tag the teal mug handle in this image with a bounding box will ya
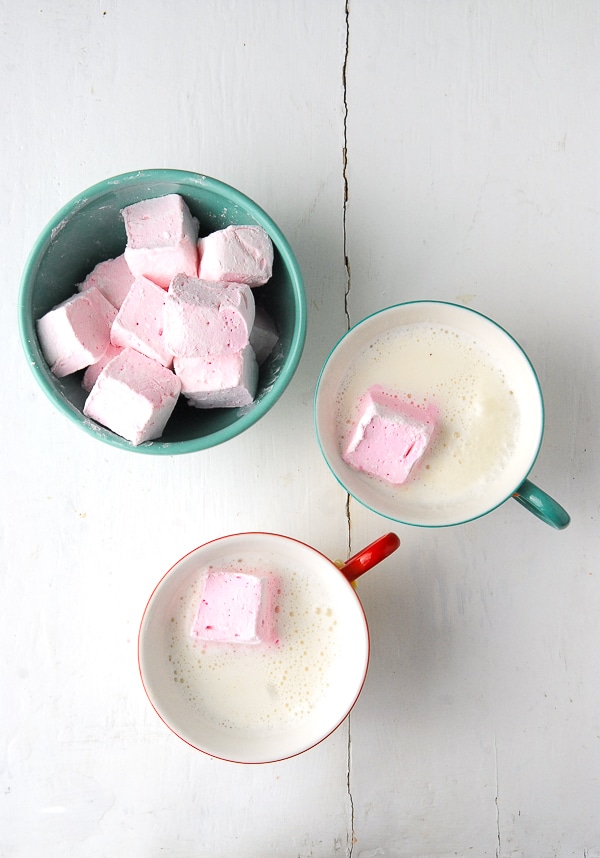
[512,478,570,530]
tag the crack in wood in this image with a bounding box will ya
[343,5,355,858]
[342,0,351,335]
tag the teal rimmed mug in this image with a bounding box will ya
[18,169,306,454]
[315,301,570,530]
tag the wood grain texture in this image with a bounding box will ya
[1,1,599,856]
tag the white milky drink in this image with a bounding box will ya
[316,301,557,528]
[139,533,370,762]
[335,322,522,512]
[166,550,361,736]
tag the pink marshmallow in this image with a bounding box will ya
[83,347,181,446]
[77,254,135,309]
[343,385,437,485]
[164,274,255,358]
[122,194,199,289]
[81,342,124,393]
[198,225,273,287]
[111,275,174,368]
[190,569,277,644]
[249,306,279,365]
[36,286,117,378]
[174,345,259,408]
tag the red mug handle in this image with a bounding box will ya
[339,532,400,583]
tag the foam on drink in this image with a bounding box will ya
[336,323,521,510]
[167,551,348,734]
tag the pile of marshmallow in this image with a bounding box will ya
[36,194,280,445]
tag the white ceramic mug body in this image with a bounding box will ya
[315,301,569,528]
[138,533,370,764]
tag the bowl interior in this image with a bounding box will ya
[138,533,370,763]
[315,301,544,527]
[19,170,306,453]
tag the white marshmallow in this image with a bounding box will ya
[174,345,259,408]
[83,347,181,446]
[198,225,273,287]
[164,274,255,358]
[36,286,117,378]
[122,194,199,289]
[111,275,174,368]
[77,254,135,309]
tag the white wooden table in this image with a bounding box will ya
[3,2,599,855]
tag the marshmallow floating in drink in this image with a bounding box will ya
[343,385,436,485]
[35,193,279,443]
[199,225,274,287]
[190,569,277,645]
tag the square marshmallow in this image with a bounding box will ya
[343,385,436,485]
[36,286,117,378]
[164,274,255,358]
[111,275,174,368]
[122,194,199,289]
[198,225,274,287]
[81,342,123,393]
[190,570,276,644]
[83,347,181,445]
[174,345,259,408]
[77,254,135,309]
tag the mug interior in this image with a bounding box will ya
[138,533,370,763]
[315,301,544,527]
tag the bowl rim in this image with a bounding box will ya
[18,168,307,455]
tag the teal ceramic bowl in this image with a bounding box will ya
[18,169,306,454]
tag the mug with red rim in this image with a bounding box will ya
[138,530,399,764]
